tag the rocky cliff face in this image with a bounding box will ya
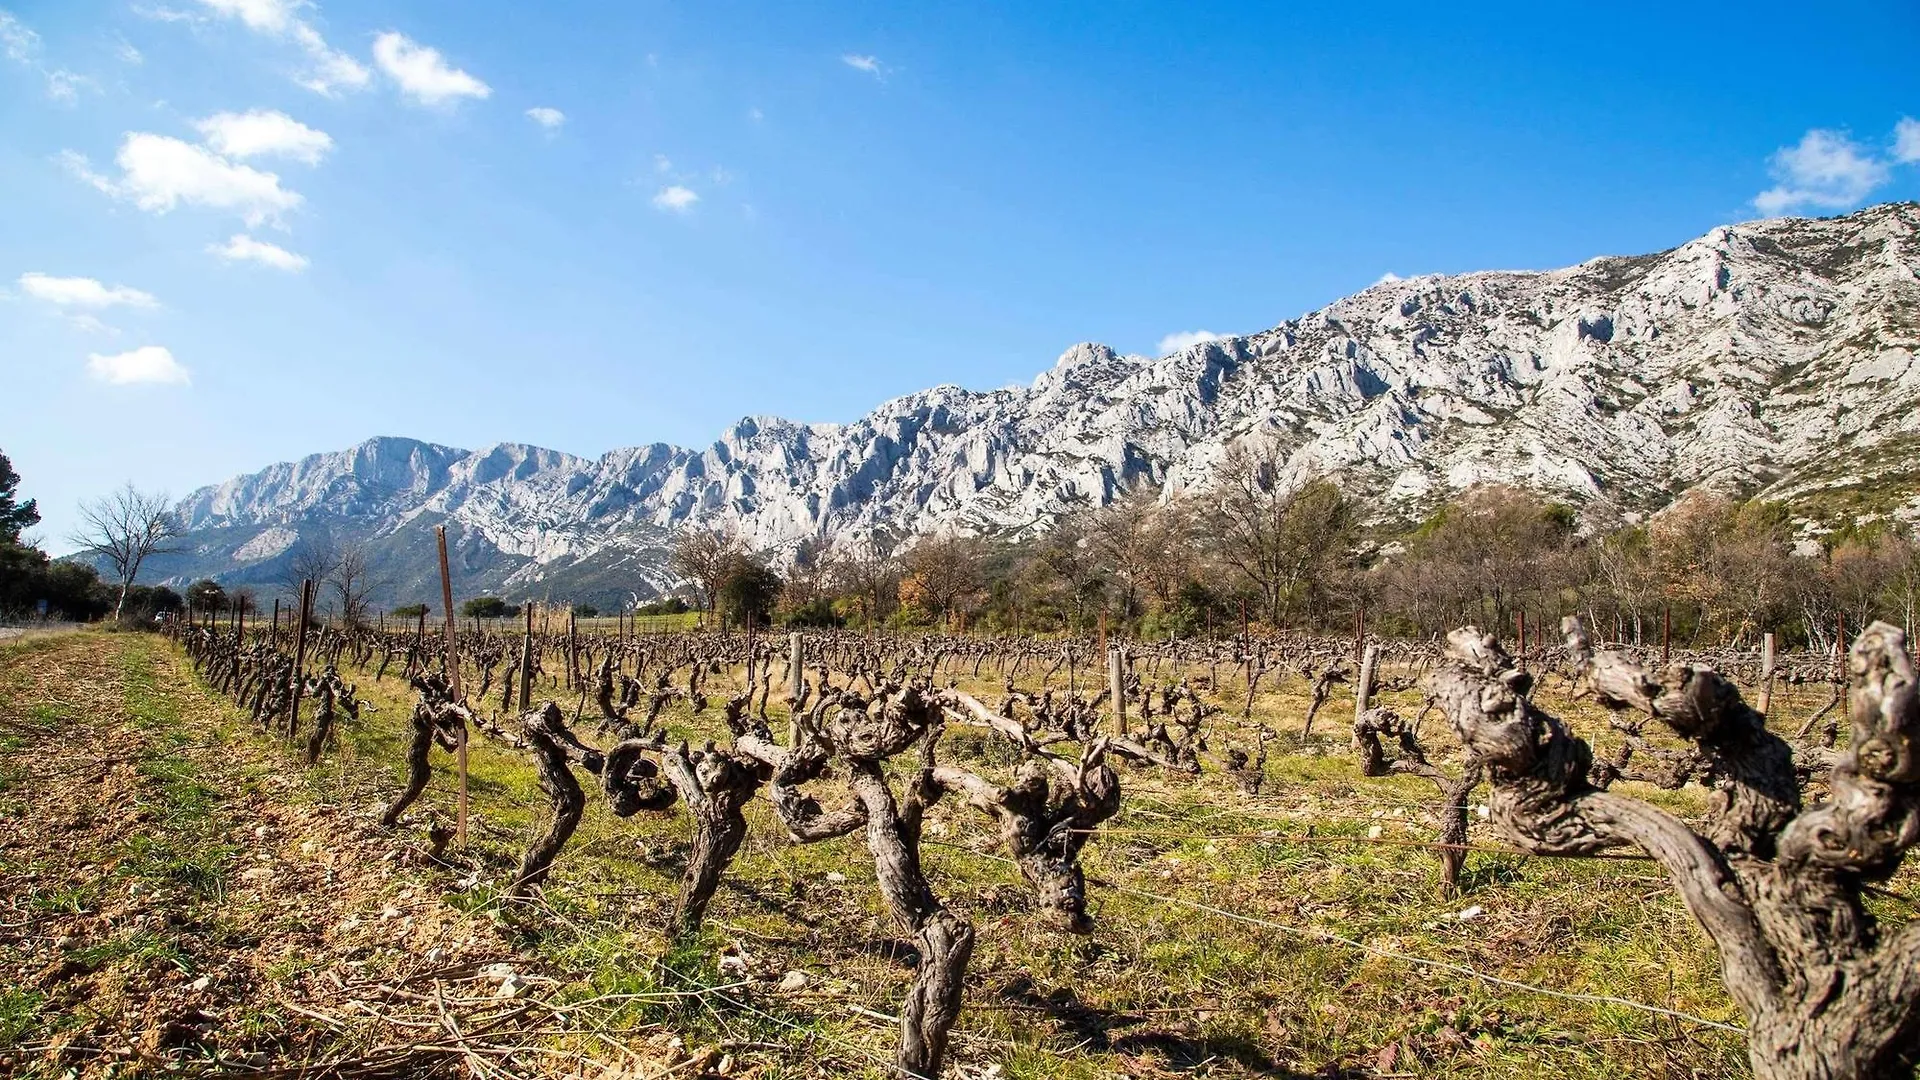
[157,203,1920,605]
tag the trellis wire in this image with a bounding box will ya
[926,840,1746,1036]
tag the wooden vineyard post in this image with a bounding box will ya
[519,602,534,712]
[1354,641,1380,730]
[271,597,280,640]
[567,606,578,691]
[788,631,804,745]
[1515,610,1527,671]
[435,526,468,847]
[1662,606,1672,664]
[290,579,313,735]
[1758,631,1777,717]
[1108,642,1127,735]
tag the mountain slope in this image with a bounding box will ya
[152,203,1920,606]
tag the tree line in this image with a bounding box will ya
[664,436,1920,649]
[10,435,1920,648]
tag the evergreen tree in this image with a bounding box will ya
[0,450,40,543]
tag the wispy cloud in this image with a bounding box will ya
[197,0,298,33]
[841,53,885,77]
[1,11,97,104]
[65,133,303,227]
[1754,127,1893,215]
[373,31,489,106]
[1157,329,1224,355]
[18,273,158,309]
[43,69,94,103]
[87,345,190,385]
[208,233,308,271]
[651,185,698,213]
[194,109,333,163]
[525,106,564,129]
[1895,117,1920,166]
[193,0,369,95]
[0,10,40,64]
[1373,272,1404,286]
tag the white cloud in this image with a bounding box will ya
[1,12,98,104]
[68,133,303,226]
[0,11,40,63]
[197,0,297,33]
[87,345,189,385]
[1754,129,1890,215]
[1157,329,1224,355]
[292,34,371,96]
[64,313,118,336]
[747,107,763,122]
[134,6,202,25]
[841,53,884,76]
[59,149,114,193]
[193,0,369,95]
[117,41,143,64]
[18,273,158,309]
[373,31,489,105]
[1374,272,1403,286]
[654,153,673,173]
[651,185,698,213]
[525,106,564,129]
[44,69,93,103]
[1895,117,1920,166]
[194,109,332,163]
[208,233,308,271]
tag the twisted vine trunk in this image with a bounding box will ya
[1354,705,1481,893]
[380,704,437,828]
[511,710,586,900]
[302,674,336,765]
[849,761,975,1079]
[661,742,761,935]
[1426,619,1919,1080]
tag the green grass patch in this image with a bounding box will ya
[0,987,45,1049]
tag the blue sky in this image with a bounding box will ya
[3,0,1918,548]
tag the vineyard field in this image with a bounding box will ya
[8,626,1891,1078]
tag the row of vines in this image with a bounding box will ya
[171,617,1916,1080]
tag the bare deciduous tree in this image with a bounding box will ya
[70,483,182,621]
[669,525,744,617]
[329,539,381,628]
[1085,486,1198,619]
[832,535,901,630]
[280,534,340,599]
[901,534,986,628]
[1202,437,1353,625]
[1028,510,1102,631]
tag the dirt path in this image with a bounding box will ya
[0,633,686,1078]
